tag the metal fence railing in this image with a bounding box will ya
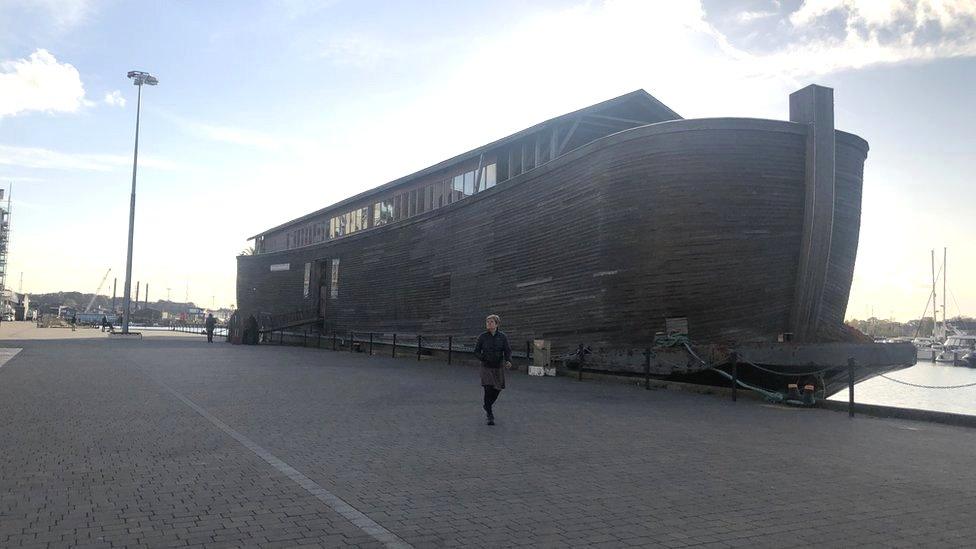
[170,323,229,337]
[252,327,536,364]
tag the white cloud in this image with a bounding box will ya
[0,175,47,183]
[320,34,400,68]
[103,89,126,107]
[161,111,320,153]
[0,144,179,172]
[737,10,779,23]
[192,122,283,150]
[790,0,909,27]
[779,0,976,76]
[0,49,88,117]
[2,0,94,30]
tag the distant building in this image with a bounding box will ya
[210,308,234,322]
[1,290,29,321]
[14,292,31,320]
[130,308,163,324]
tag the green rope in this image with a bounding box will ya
[709,367,786,403]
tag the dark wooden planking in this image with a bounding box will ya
[238,118,868,358]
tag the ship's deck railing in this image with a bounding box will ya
[248,326,536,362]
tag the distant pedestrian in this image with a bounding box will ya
[205,313,216,343]
[474,314,512,426]
[70,314,77,331]
[244,314,259,345]
[100,315,108,332]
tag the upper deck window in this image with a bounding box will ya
[259,162,497,253]
[374,199,394,226]
[482,164,497,189]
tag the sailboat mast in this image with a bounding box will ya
[943,247,947,332]
[931,249,937,338]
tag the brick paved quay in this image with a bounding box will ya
[2,323,976,548]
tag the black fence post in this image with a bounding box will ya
[392,333,397,357]
[731,352,738,402]
[448,336,453,365]
[303,328,308,347]
[848,357,855,418]
[526,340,531,363]
[279,330,283,345]
[350,331,354,352]
[369,332,373,355]
[417,335,422,361]
[332,330,337,351]
[644,347,651,390]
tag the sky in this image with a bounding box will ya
[0,0,973,320]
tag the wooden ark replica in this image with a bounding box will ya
[237,85,915,397]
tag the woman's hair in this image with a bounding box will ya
[485,314,501,325]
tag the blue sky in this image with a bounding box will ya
[1,0,974,320]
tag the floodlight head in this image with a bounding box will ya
[127,70,158,86]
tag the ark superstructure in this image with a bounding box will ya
[237,85,915,396]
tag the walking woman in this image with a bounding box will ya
[474,314,512,425]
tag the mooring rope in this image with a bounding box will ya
[877,374,976,390]
[679,342,786,402]
[738,358,834,377]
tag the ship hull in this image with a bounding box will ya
[239,118,868,352]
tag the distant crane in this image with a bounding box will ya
[84,268,112,313]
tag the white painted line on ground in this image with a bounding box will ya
[0,348,23,370]
[151,377,413,549]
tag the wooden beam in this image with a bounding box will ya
[508,146,516,178]
[558,116,581,155]
[474,152,484,192]
[587,113,654,125]
[578,116,641,130]
[534,133,541,167]
[550,126,558,160]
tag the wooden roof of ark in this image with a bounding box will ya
[249,89,681,240]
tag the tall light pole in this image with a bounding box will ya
[121,70,158,334]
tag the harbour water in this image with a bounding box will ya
[828,359,976,416]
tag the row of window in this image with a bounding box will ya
[278,162,497,251]
[374,164,497,228]
[331,207,370,238]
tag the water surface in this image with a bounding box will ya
[828,359,976,416]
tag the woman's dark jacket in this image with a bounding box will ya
[474,330,512,368]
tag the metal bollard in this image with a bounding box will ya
[369,332,373,355]
[417,335,422,361]
[526,340,531,366]
[350,331,354,352]
[304,328,308,347]
[730,352,738,402]
[448,336,453,364]
[848,358,855,418]
[332,330,337,351]
[644,347,652,390]
[392,333,397,357]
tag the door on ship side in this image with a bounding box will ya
[317,258,337,332]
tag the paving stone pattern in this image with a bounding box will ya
[2,337,976,548]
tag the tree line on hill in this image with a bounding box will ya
[846,316,976,339]
[27,292,201,315]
